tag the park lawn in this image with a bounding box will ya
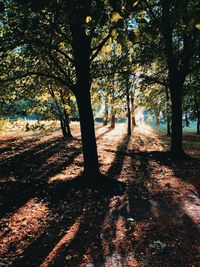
[0,123,200,267]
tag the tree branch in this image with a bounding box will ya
[47,52,74,89]
[0,71,74,92]
[140,73,167,86]
[90,28,113,62]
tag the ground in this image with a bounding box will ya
[0,122,200,267]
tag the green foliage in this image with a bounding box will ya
[0,0,200,139]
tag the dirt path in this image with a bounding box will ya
[0,123,200,266]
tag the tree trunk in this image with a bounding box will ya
[167,117,171,136]
[170,84,184,157]
[103,94,108,126]
[70,21,99,177]
[165,86,171,135]
[131,91,136,127]
[132,116,136,127]
[76,90,99,176]
[63,107,72,137]
[110,114,115,128]
[155,111,160,129]
[48,86,71,138]
[126,78,131,136]
[197,113,200,134]
[185,112,189,127]
[59,115,68,138]
[194,96,200,135]
[103,115,108,126]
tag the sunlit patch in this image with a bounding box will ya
[104,252,124,267]
[0,198,49,264]
[147,162,200,230]
[0,177,16,183]
[128,124,166,152]
[40,217,81,267]
[126,253,140,267]
[99,152,116,173]
[132,221,148,241]
[118,156,135,183]
[115,216,127,247]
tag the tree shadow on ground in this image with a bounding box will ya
[96,127,114,140]
[1,130,200,266]
[0,136,82,182]
[126,149,200,267]
[0,133,130,267]
[0,136,82,218]
[105,134,131,179]
[132,150,200,195]
[39,133,131,267]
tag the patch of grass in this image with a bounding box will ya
[0,119,11,132]
[0,119,60,134]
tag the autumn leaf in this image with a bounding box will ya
[111,12,123,23]
[86,16,92,23]
[195,23,200,29]
[133,0,139,7]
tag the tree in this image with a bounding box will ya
[183,71,200,134]
[1,0,133,177]
[131,0,200,157]
[154,0,199,156]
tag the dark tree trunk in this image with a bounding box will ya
[170,83,184,157]
[165,86,171,135]
[111,114,115,128]
[131,91,136,127]
[103,94,108,126]
[59,115,68,138]
[48,87,71,138]
[167,117,171,136]
[75,90,99,176]
[110,75,115,129]
[132,117,136,127]
[185,112,189,127]
[126,78,131,136]
[71,21,99,177]
[161,0,190,158]
[63,108,72,137]
[197,113,200,134]
[103,116,108,126]
[194,96,200,135]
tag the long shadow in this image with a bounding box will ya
[105,134,131,179]
[46,134,131,266]
[0,136,82,217]
[11,185,87,267]
[127,153,151,222]
[0,130,59,155]
[5,129,199,266]
[133,189,200,266]
[95,124,104,131]
[0,136,40,156]
[131,150,200,194]
[96,127,114,140]
[0,136,82,181]
[126,147,200,266]
[2,134,131,267]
